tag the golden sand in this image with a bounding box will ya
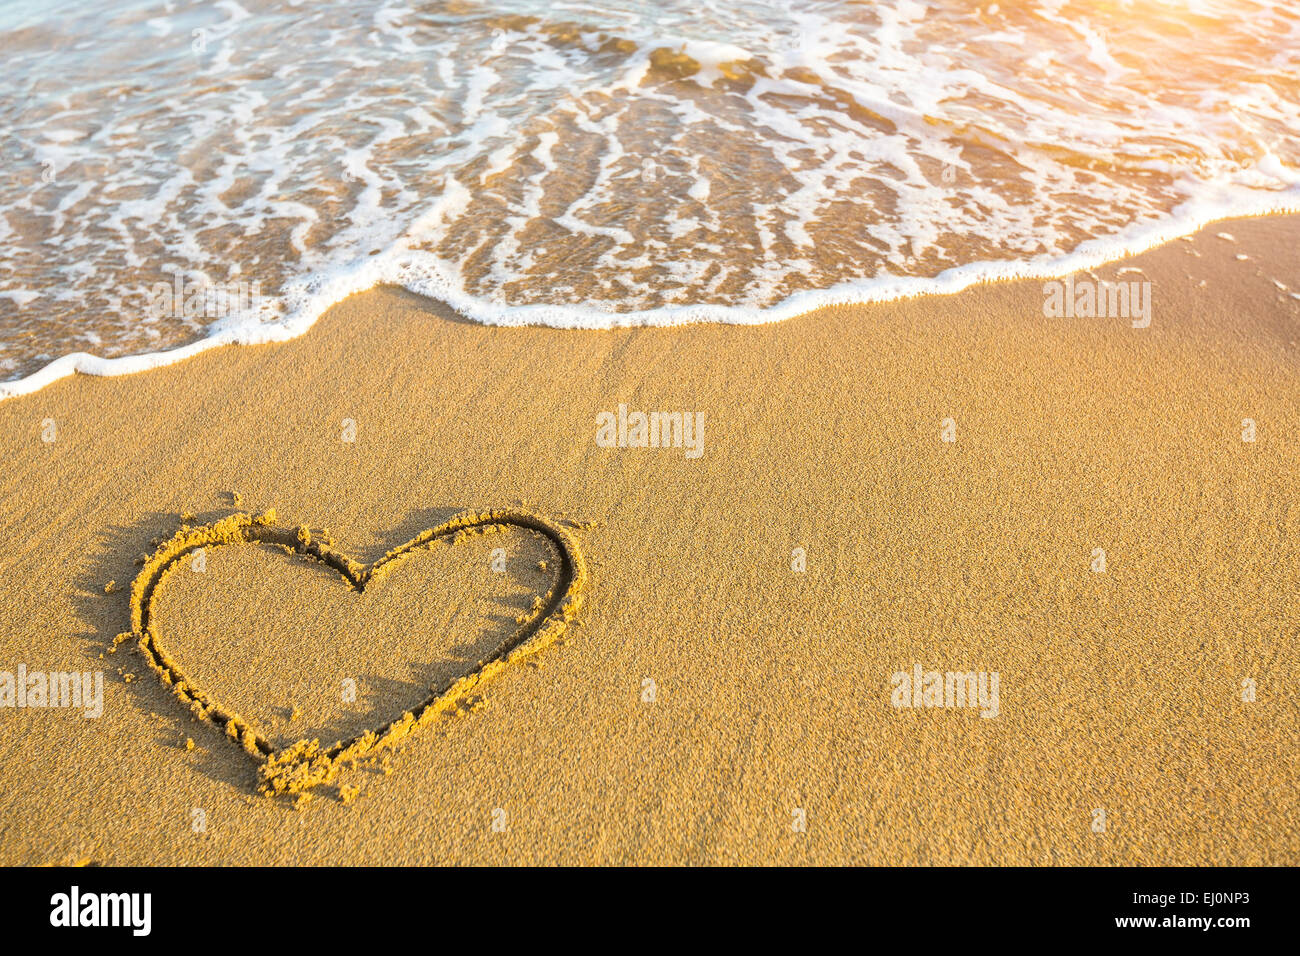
[116,508,586,796]
[0,215,1297,865]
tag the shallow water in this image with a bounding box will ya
[1,0,1297,388]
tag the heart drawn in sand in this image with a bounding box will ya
[114,509,588,796]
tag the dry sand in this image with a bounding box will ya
[1,214,1297,865]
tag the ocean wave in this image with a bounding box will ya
[0,0,1297,396]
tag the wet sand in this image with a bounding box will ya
[1,214,1297,865]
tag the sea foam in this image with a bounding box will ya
[0,0,1297,398]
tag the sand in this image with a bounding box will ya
[1,214,1297,865]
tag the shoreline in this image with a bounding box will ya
[1,212,1297,865]
[3,202,1298,402]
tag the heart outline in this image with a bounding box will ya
[114,508,588,796]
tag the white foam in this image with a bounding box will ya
[4,185,1296,402]
[0,290,40,307]
[4,0,1300,399]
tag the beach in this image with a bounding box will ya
[1,212,1296,866]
